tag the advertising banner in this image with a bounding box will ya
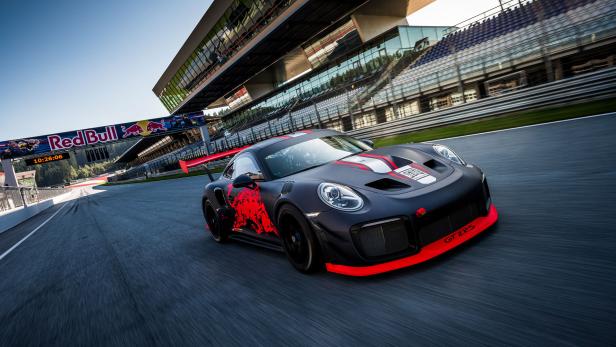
[0,112,206,159]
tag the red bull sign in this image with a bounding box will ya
[121,120,167,138]
[48,127,119,151]
[1,112,206,159]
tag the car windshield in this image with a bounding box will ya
[263,135,371,179]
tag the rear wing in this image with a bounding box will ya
[179,146,249,174]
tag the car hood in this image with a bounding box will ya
[286,145,456,193]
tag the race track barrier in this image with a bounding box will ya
[348,66,616,140]
[178,146,249,174]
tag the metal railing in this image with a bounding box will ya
[116,0,616,182]
[0,186,70,213]
[349,66,616,140]
[116,65,616,182]
[208,0,616,150]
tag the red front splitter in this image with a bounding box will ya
[325,204,499,276]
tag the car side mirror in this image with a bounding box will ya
[361,139,374,148]
[248,172,264,181]
[232,174,256,189]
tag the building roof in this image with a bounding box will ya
[153,0,234,96]
[154,0,371,115]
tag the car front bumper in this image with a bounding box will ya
[324,203,498,276]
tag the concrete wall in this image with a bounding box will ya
[0,191,72,234]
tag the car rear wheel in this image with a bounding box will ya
[277,204,322,273]
[203,200,228,243]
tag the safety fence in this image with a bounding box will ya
[0,187,70,213]
[115,0,616,181]
[115,65,616,182]
[350,66,616,139]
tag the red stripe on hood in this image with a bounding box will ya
[359,153,398,169]
[334,160,370,171]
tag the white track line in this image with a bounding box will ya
[0,202,70,262]
[432,111,616,142]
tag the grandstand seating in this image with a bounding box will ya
[369,0,616,108]
[415,0,596,66]
[210,85,367,150]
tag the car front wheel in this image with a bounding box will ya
[277,204,322,273]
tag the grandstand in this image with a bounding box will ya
[367,0,616,110]
[116,0,615,179]
[204,0,616,153]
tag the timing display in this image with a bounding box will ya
[25,153,70,166]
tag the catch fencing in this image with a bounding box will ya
[0,187,70,213]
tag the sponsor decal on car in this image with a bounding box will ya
[227,183,278,235]
[394,164,436,184]
[337,155,437,184]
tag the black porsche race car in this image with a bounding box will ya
[202,129,498,276]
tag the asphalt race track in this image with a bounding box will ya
[1,113,615,345]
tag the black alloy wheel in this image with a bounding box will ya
[277,204,322,273]
[204,201,228,243]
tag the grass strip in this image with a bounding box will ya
[374,98,616,147]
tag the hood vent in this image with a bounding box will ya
[366,178,410,191]
[423,159,448,173]
[392,155,413,168]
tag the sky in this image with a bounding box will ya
[0,0,500,141]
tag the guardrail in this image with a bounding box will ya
[0,187,70,213]
[348,66,616,140]
[116,66,615,182]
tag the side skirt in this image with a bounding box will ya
[229,232,284,252]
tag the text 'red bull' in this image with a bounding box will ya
[48,127,118,151]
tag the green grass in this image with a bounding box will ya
[103,168,222,186]
[373,98,616,147]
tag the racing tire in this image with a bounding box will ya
[277,204,322,273]
[203,200,228,243]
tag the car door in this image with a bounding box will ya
[226,154,279,239]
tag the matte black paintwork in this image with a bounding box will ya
[202,130,490,267]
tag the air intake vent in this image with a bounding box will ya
[281,182,293,194]
[366,178,410,191]
[353,218,412,258]
[423,159,448,173]
[214,187,227,206]
[392,155,412,168]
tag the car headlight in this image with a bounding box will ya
[432,144,465,165]
[318,183,364,211]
